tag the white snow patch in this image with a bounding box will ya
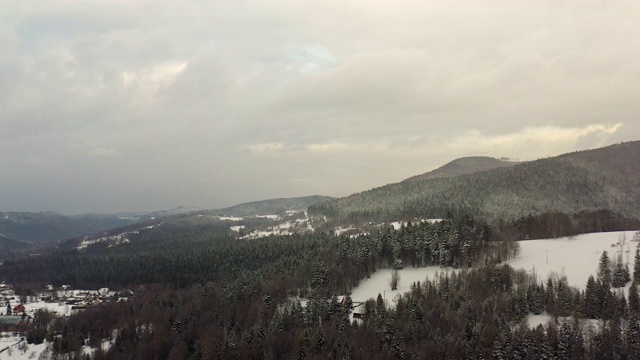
[217,216,243,221]
[230,225,246,232]
[256,214,280,220]
[334,226,356,236]
[507,231,639,291]
[0,338,49,360]
[350,266,457,308]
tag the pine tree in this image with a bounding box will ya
[613,259,628,288]
[570,318,585,360]
[376,293,386,319]
[598,251,612,285]
[635,248,640,281]
[557,321,571,360]
[314,329,326,353]
[628,312,640,360]
[630,281,640,314]
[585,275,598,318]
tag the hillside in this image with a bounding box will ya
[403,156,518,182]
[0,234,31,253]
[309,141,640,223]
[209,195,333,216]
[0,212,138,244]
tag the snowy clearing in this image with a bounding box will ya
[507,231,639,291]
[348,231,640,310]
[350,266,457,308]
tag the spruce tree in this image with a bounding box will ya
[584,276,598,318]
[628,312,640,360]
[634,248,640,281]
[630,281,640,314]
[613,260,628,288]
[598,251,612,285]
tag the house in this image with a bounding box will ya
[0,315,31,332]
[12,304,25,315]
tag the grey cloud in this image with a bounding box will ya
[1,0,640,213]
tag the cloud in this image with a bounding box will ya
[121,61,188,95]
[88,147,121,157]
[1,0,640,213]
[244,143,287,154]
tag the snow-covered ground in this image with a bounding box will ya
[350,267,456,307]
[216,216,243,221]
[239,212,315,239]
[348,231,640,310]
[389,219,443,230]
[0,337,48,360]
[507,231,639,291]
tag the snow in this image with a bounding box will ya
[524,313,601,332]
[526,313,553,328]
[390,219,442,230]
[240,212,315,239]
[350,267,456,308]
[348,231,640,310]
[217,216,243,221]
[0,338,48,360]
[334,226,356,236]
[230,225,246,232]
[507,231,639,291]
[255,214,280,220]
[23,301,74,317]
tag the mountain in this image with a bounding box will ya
[403,156,518,182]
[309,141,640,223]
[53,195,332,252]
[132,206,203,221]
[0,234,31,253]
[209,195,334,216]
[0,212,138,244]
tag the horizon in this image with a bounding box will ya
[2,1,640,214]
[2,140,635,216]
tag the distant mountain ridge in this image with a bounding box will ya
[403,156,518,182]
[0,234,31,253]
[0,196,333,245]
[208,195,334,216]
[309,141,640,223]
[0,212,138,244]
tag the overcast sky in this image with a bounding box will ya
[1,0,639,214]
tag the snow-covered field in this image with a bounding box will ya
[507,230,639,291]
[0,337,48,360]
[239,212,315,239]
[348,231,640,309]
[350,267,456,307]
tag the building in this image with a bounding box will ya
[0,315,31,332]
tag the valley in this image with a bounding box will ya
[1,142,640,359]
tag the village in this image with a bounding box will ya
[0,282,132,333]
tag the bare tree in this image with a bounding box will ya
[389,269,400,291]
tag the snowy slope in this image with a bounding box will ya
[348,231,640,309]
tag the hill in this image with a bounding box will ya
[309,141,640,223]
[0,234,31,253]
[403,156,518,182]
[0,212,139,244]
[209,195,333,216]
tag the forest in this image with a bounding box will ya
[3,209,640,359]
[308,142,640,225]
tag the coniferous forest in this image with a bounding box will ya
[2,209,640,359]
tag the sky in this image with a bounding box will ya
[1,0,640,215]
